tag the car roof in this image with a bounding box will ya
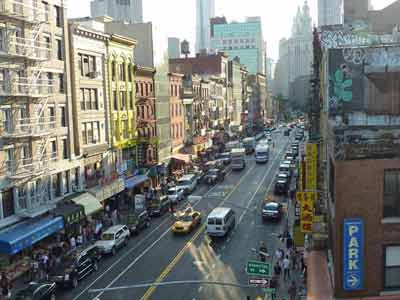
[265,202,279,207]
[179,174,196,180]
[103,225,126,234]
[208,207,232,218]
[280,163,290,167]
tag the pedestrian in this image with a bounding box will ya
[300,255,306,273]
[77,233,83,246]
[288,280,297,300]
[259,241,268,262]
[283,255,291,280]
[70,236,76,250]
[275,248,283,262]
[0,272,11,300]
[286,235,294,250]
[273,262,282,277]
[291,249,298,270]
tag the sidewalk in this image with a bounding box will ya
[307,251,333,300]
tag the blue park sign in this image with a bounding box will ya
[343,218,364,291]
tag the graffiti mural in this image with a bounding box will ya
[331,68,353,102]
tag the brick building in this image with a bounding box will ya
[168,73,185,154]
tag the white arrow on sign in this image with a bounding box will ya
[249,278,270,287]
[347,274,360,288]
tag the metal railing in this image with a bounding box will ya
[0,0,47,23]
[0,77,55,97]
[1,116,55,137]
[0,36,51,60]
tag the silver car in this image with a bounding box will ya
[167,187,185,203]
[95,225,130,256]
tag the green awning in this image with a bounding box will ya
[71,193,102,216]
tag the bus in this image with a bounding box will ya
[255,144,269,163]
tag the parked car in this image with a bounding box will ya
[274,175,289,195]
[49,245,99,288]
[167,186,185,203]
[172,208,202,234]
[176,174,198,195]
[148,195,170,217]
[262,202,283,222]
[124,210,150,235]
[95,225,130,256]
[204,168,226,184]
[15,282,57,300]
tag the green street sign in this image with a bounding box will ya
[262,288,276,294]
[246,260,272,277]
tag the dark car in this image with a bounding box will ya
[204,168,226,184]
[262,202,283,222]
[49,247,99,288]
[125,210,150,235]
[15,282,57,300]
[274,174,289,195]
[148,196,170,217]
[216,152,231,165]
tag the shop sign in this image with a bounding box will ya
[135,194,145,212]
[293,223,305,247]
[343,218,364,291]
[298,160,305,192]
[300,192,316,233]
[305,143,318,190]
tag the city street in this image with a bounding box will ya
[52,132,291,300]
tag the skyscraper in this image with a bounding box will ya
[168,37,181,59]
[91,0,143,24]
[318,0,343,26]
[196,0,215,54]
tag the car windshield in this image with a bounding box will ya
[101,233,115,240]
[265,203,278,210]
[178,215,194,222]
[177,180,191,186]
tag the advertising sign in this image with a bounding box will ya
[343,219,364,291]
[300,192,315,233]
[305,143,318,190]
[134,194,146,212]
[293,223,305,247]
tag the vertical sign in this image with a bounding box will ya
[343,219,364,291]
[300,192,315,233]
[305,143,318,190]
[298,159,305,192]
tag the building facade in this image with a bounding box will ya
[135,66,157,170]
[168,37,180,60]
[106,34,137,178]
[228,58,242,131]
[68,19,126,203]
[0,0,80,225]
[318,0,343,26]
[90,0,143,24]
[210,17,265,75]
[169,73,185,154]
[195,0,215,54]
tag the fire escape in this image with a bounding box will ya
[0,0,55,210]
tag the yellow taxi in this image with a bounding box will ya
[172,207,202,234]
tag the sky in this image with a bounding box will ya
[68,0,397,64]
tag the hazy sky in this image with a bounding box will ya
[68,0,397,64]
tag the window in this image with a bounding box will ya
[120,91,126,110]
[118,64,125,81]
[80,89,85,110]
[111,61,116,81]
[85,88,91,110]
[114,120,119,140]
[65,170,70,194]
[384,170,400,218]
[53,5,61,27]
[48,106,55,128]
[122,120,129,139]
[113,90,118,110]
[171,85,173,96]
[62,138,68,159]
[93,122,99,143]
[82,122,100,144]
[55,173,62,197]
[129,92,134,109]
[145,83,149,96]
[58,73,64,93]
[56,39,62,60]
[179,103,182,116]
[128,65,132,81]
[60,106,66,127]
[149,83,153,93]
[50,140,57,157]
[91,89,98,110]
[42,1,49,21]
[87,122,93,144]
[385,246,400,289]
[81,123,87,144]
[140,83,144,96]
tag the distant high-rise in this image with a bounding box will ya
[91,0,143,24]
[196,0,215,54]
[168,37,181,59]
[210,17,265,74]
[318,0,343,26]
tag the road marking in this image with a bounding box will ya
[140,163,258,300]
[238,141,288,225]
[74,169,234,300]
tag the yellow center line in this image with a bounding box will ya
[141,163,257,300]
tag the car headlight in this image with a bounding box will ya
[64,274,70,281]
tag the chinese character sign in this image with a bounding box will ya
[305,144,318,190]
[300,192,316,233]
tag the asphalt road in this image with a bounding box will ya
[58,132,291,300]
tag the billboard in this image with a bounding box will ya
[305,144,317,190]
[298,192,316,233]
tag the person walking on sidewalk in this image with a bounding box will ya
[288,280,297,300]
[286,235,293,251]
[283,255,291,280]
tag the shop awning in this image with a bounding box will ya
[171,154,191,163]
[0,216,64,255]
[125,175,149,189]
[53,202,85,227]
[71,193,102,216]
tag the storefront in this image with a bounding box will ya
[88,177,125,206]
[53,202,85,237]
[0,216,64,279]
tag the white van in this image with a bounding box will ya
[206,207,236,237]
[176,174,198,195]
